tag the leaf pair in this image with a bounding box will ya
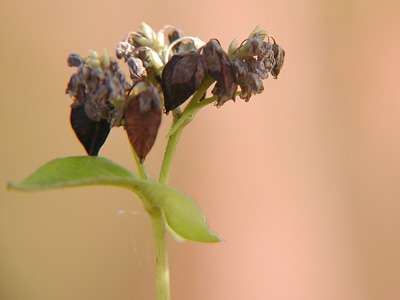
[8,156,221,243]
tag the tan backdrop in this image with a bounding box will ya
[1,0,400,299]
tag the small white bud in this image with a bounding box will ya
[227,38,238,59]
[141,22,155,42]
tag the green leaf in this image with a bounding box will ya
[8,156,139,190]
[8,156,221,243]
[134,179,221,243]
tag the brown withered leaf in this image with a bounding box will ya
[70,105,111,156]
[212,59,238,107]
[162,51,205,113]
[202,39,237,106]
[124,86,162,162]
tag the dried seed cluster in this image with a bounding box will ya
[65,23,284,161]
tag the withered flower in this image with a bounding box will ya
[231,57,265,101]
[124,81,162,162]
[230,34,285,101]
[65,23,284,160]
[127,56,147,81]
[116,23,208,114]
[162,51,205,113]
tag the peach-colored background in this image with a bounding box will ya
[1,0,400,299]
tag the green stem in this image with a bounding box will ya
[183,75,214,111]
[153,75,216,299]
[131,146,148,179]
[150,209,170,300]
[159,77,215,184]
[159,116,184,185]
[130,143,170,300]
[165,76,215,138]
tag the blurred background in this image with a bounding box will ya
[1,0,400,299]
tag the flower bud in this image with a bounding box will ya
[227,38,238,59]
[67,53,82,67]
[148,48,164,75]
[248,25,267,40]
[100,50,111,69]
[154,31,165,52]
[141,22,155,42]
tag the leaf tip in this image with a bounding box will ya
[6,181,16,190]
[207,231,225,243]
[6,181,30,192]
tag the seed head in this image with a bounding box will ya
[66,51,130,155]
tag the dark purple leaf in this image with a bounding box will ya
[70,105,110,156]
[202,39,237,106]
[162,51,205,113]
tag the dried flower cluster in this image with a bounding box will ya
[230,35,285,101]
[66,51,130,155]
[66,23,284,161]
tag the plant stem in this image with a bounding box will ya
[130,139,170,300]
[153,76,215,299]
[159,121,184,185]
[159,77,214,184]
[150,208,170,300]
[131,145,148,179]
